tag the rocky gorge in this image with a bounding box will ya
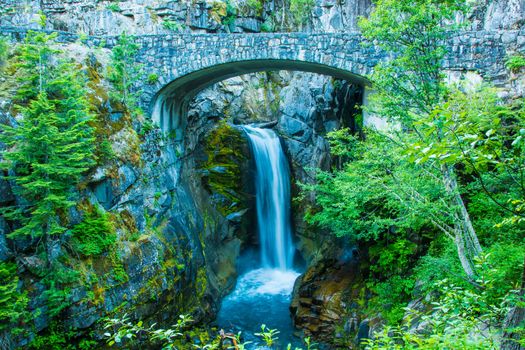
[0,0,524,349]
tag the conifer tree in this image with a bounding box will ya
[108,33,143,114]
[0,31,95,260]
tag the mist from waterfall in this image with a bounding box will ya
[243,126,295,271]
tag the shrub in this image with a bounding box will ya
[71,207,116,257]
[506,54,525,73]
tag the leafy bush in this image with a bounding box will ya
[506,54,525,73]
[209,0,237,27]
[260,18,274,32]
[71,207,116,257]
[368,275,416,325]
[365,279,506,349]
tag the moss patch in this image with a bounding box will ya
[201,120,247,215]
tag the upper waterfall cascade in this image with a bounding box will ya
[243,126,295,271]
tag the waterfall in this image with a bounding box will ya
[243,126,294,271]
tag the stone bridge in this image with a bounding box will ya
[1,27,522,131]
[133,31,518,132]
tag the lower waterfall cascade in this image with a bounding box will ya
[243,125,295,270]
[216,126,301,348]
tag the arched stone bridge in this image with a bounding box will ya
[1,27,522,131]
[127,31,518,132]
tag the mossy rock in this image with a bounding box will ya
[200,120,248,216]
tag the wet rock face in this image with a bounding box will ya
[290,258,364,345]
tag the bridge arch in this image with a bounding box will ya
[151,59,372,134]
[142,33,380,134]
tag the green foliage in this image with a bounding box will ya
[41,263,80,317]
[506,54,525,73]
[223,0,238,27]
[107,33,143,115]
[369,275,416,325]
[71,207,116,257]
[302,129,445,243]
[0,261,29,331]
[97,139,116,164]
[359,0,463,123]
[106,3,121,12]
[28,322,97,350]
[36,11,47,29]
[104,314,194,349]
[12,31,59,101]
[369,239,417,275]
[29,322,73,350]
[1,31,96,242]
[365,278,506,349]
[246,0,265,15]
[255,324,280,347]
[162,20,184,32]
[479,246,525,303]
[0,36,8,67]
[104,314,320,350]
[147,73,159,84]
[260,18,274,32]
[289,0,314,28]
[209,0,237,27]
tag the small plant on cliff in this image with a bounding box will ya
[246,0,265,16]
[209,0,237,27]
[0,31,96,254]
[162,19,184,32]
[506,54,525,73]
[71,206,116,257]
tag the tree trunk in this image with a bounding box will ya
[441,164,482,278]
[501,257,525,350]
